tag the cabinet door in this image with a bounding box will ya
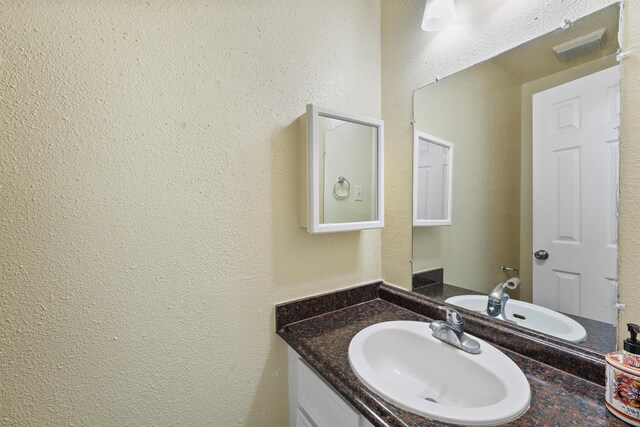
[296,408,315,427]
[288,347,364,427]
[361,417,375,427]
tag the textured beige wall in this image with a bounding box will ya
[619,1,640,344]
[380,2,420,288]
[0,1,381,425]
[518,55,618,303]
[2,1,637,425]
[412,61,521,293]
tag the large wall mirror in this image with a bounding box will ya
[411,3,621,354]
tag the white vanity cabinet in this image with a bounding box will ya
[288,347,375,427]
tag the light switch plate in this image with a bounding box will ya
[355,185,363,201]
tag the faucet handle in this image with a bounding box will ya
[445,307,463,325]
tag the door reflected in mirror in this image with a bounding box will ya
[411,3,621,353]
[413,132,453,226]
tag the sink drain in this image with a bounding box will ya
[423,397,438,403]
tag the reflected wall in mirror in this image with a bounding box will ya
[301,104,384,234]
[411,3,621,353]
[413,132,454,226]
[320,116,377,224]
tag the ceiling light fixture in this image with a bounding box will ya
[422,0,457,32]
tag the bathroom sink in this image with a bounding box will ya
[348,321,530,426]
[445,295,588,343]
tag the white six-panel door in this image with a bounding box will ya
[532,65,619,325]
[413,131,453,226]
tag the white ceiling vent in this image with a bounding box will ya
[553,28,609,61]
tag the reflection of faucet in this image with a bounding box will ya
[490,294,516,325]
[430,308,481,354]
[487,279,519,323]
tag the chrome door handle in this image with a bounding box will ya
[534,250,549,260]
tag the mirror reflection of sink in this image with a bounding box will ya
[445,295,588,343]
[348,321,530,426]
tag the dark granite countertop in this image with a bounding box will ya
[276,282,625,427]
[413,282,617,354]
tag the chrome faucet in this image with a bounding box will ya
[487,279,519,323]
[488,293,517,324]
[430,307,481,354]
[487,281,510,317]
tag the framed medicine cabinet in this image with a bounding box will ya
[299,104,384,234]
[413,131,454,226]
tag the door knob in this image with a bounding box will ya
[534,250,549,260]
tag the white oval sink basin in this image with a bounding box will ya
[348,321,530,426]
[445,295,587,343]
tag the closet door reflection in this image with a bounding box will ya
[413,132,453,226]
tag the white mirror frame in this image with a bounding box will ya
[306,104,384,234]
[413,130,454,226]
